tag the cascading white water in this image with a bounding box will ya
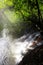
[2,29,7,38]
[9,32,42,64]
[0,26,42,65]
[0,26,13,65]
[0,8,43,65]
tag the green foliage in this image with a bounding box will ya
[0,0,43,37]
[0,0,5,9]
[0,0,43,18]
[4,0,43,19]
[0,23,3,32]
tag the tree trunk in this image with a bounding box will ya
[36,0,42,30]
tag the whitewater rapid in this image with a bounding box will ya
[0,28,43,65]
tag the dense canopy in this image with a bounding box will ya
[0,0,43,37]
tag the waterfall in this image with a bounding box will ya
[0,26,11,65]
[9,32,43,64]
[0,8,43,65]
[0,26,43,65]
[2,28,8,38]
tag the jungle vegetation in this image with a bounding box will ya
[0,1,43,65]
[0,0,43,37]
